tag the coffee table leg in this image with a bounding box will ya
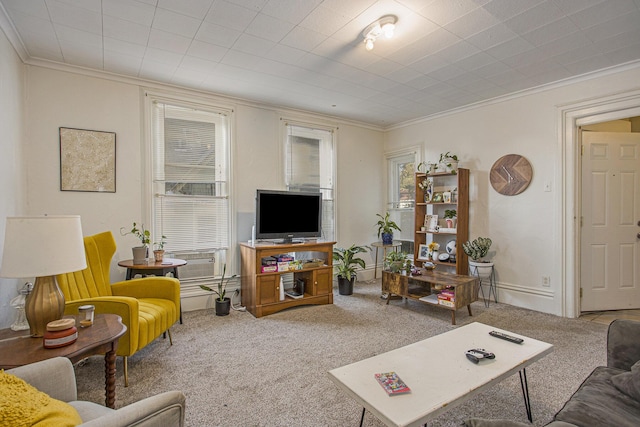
[105,350,117,408]
[519,368,533,422]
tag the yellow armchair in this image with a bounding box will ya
[56,231,180,386]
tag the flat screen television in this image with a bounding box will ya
[255,189,322,243]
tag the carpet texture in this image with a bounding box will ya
[75,280,607,426]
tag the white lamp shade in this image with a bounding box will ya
[0,215,87,278]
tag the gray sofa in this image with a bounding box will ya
[465,319,640,427]
[8,357,186,427]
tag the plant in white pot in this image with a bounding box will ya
[120,222,150,265]
[333,244,369,295]
[200,264,237,316]
[438,152,459,173]
[462,237,493,278]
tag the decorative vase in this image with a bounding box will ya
[381,232,393,245]
[432,250,439,261]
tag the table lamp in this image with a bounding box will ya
[0,215,86,337]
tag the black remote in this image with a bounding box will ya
[489,330,524,344]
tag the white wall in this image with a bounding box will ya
[385,66,640,316]
[19,66,384,312]
[0,26,26,328]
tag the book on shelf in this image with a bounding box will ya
[285,290,304,299]
[374,371,411,395]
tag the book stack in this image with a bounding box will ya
[437,288,455,307]
[43,318,78,349]
[261,257,277,273]
[275,254,294,271]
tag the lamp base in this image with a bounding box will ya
[25,275,65,337]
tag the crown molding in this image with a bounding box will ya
[0,2,27,62]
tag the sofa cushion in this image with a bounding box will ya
[0,369,82,426]
[554,366,640,427]
[611,360,640,401]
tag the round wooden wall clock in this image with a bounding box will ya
[490,154,533,196]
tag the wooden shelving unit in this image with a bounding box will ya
[414,168,469,275]
[240,240,335,318]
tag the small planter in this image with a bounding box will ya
[337,276,354,295]
[153,249,165,262]
[469,261,494,279]
[215,298,231,316]
[381,232,393,245]
[132,246,147,265]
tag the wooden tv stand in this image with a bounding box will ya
[240,240,336,318]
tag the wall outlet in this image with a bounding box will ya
[542,276,550,287]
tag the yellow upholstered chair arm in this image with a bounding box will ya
[63,296,139,357]
[111,277,181,307]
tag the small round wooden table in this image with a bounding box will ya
[0,314,126,408]
[117,258,187,280]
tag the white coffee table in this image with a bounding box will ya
[328,322,553,427]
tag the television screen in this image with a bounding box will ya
[256,190,322,243]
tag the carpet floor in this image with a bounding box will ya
[75,280,607,426]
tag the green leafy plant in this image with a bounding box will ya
[439,151,458,163]
[384,251,408,273]
[120,222,150,247]
[200,264,237,301]
[462,237,492,261]
[444,209,457,219]
[154,235,167,250]
[375,212,401,238]
[333,244,369,281]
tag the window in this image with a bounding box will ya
[283,122,336,241]
[147,95,232,283]
[386,149,419,254]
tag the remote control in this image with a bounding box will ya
[489,330,524,344]
[465,348,495,364]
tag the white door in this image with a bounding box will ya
[581,131,640,311]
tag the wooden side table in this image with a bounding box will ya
[0,314,126,408]
[117,258,187,280]
[117,258,186,324]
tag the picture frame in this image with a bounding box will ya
[425,214,439,232]
[60,127,116,192]
[417,244,430,261]
[443,191,452,203]
[432,192,443,203]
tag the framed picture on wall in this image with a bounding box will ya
[60,127,116,192]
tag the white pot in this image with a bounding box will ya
[469,260,494,279]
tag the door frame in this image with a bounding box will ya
[560,89,640,318]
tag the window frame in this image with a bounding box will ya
[142,89,235,290]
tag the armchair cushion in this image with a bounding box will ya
[611,360,640,401]
[0,369,82,427]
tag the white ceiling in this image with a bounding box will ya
[2,0,640,127]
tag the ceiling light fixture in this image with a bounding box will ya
[362,15,398,51]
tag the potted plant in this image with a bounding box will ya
[333,244,369,295]
[418,178,433,202]
[444,209,457,228]
[153,235,167,262]
[438,152,459,173]
[384,251,408,273]
[417,161,437,174]
[120,222,151,265]
[462,237,493,278]
[375,212,401,245]
[200,264,237,316]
